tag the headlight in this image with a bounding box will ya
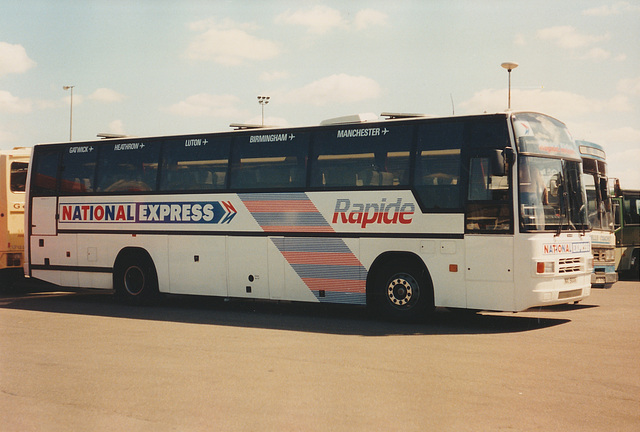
[604,249,615,262]
[536,261,555,274]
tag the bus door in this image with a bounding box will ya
[29,148,59,236]
[464,149,515,310]
[29,148,79,286]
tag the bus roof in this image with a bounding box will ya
[0,147,32,157]
[577,140,606,161]
[33,111,566,148]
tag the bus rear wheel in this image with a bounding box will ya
[114,250,158,305]
[371,260,434,322]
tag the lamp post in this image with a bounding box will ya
[500,62,518,110]
[63,85,75,140]
[257,95,270,126]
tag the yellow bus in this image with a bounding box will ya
[1,147,31,287]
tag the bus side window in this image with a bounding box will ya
[414,150,462,209]
[413,122,463,210]
[310,127,412,189]
[31,149,60,196]
[96,141,160,193]
[60,147,97,194]
[465,156,511,232]
[229,135,308,190]
[159,137,230,192]
[10,162,28,193]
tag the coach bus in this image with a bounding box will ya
[577,141,617,287]
[24,111,592,320]
[1,147,30,287]
[611,181,640,279]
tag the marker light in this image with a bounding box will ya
[536,261,555,274]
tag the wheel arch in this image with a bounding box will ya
[366,251,434,305]
[112,246,160,303]
[113,246,155,273]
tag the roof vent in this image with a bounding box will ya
[320,113,379,126]
[380,112,429,119]
[229,123,274,130]
[97,133,133,139]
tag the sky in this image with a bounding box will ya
[1,0,639,188]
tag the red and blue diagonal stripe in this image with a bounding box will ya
[238,193,367,304]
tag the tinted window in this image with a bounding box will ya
[466,156,511,232]
[60,145,98,194]
[96,140,160,193]
[414,121,463,209]
[160,136,230,191]
[10,162,28,192]
[467,117,510,149]
[31,148,60,196]
[229,132,308,189]
[310,125,412,188]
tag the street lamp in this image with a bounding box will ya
[501,62,518,110]
[63,85,75,140]
[257,95,270,126]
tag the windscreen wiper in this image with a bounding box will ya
[555,172,565,237]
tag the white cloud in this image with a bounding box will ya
[0,90,32,113]
[275,7,386,33]
[583,1,640,16]
[89,88,125,103]
[61,93,84,106]
[283,74,382,106]
[536,26,609,49]
[606,147,640,187]
[606,126,640,145]
[108,119,126,135]
[188,18,257,33]
[243,115,290,127]
[0,126,18,145]
[260,70,291,82]
[186,19,279,65]
[579,47,611,61]
[570,124,640,188]
[459,88,632,119]
[617,76,640,96]
[514,33,526,46]
[0,42,36,78]
[276,6,346,34]
[354,9,388,30]
[165,93,247,118]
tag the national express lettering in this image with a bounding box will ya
[59,201,237,224]
[332,198,414,228]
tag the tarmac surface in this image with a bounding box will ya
[1,280,639,431]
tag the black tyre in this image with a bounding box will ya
[113,251,159,305]
[370,260,434,322]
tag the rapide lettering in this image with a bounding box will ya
[59,201,237,224]
[332,198,414,228]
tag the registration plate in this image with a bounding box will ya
[565,277,577,284]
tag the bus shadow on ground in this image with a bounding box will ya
[0,288,574,336]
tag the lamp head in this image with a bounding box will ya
[501,62,519,72]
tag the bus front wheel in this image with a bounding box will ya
[113,250,159,305]
[371,260,434,322]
